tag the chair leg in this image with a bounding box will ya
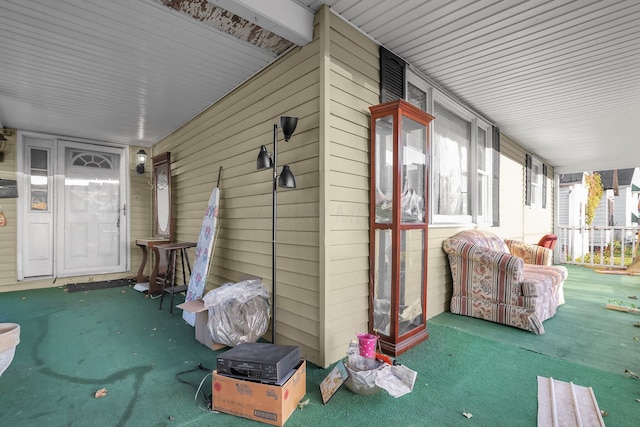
[157,247,171,310]
[180,249,188,287]
[159,249,175,311]
[159,280,165,309]
[158,269,169,310]
[169,249,178,314]
[172,249,187,313]
[184,248,193,277]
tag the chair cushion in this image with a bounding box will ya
[521,264,567,297]
[537,234,558,250]
[452,229,510,254]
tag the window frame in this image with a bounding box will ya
[529,155,544,209]
[407,69,494,226]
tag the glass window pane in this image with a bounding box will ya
[531,159,541,206]
[30,148,49,211]
[477,127,487,173]
[373,229,392,336]
[375,115,394,223]
[433,102,471,217]
[399,229,424,336]
[407,82,427,111]
[401,115,426,223]
[31,149,48,170]
[478,173,489,217]
[477,127,490,220]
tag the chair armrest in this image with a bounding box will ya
[505,239,552,265]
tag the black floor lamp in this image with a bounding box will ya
[257,116,298,344]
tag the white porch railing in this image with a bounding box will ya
[557,225,640,268]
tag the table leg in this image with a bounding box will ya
[148,245,165,296]
[135,244,148,283]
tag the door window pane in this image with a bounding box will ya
[64,148,121,270]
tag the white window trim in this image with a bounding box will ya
[530,156,544,209]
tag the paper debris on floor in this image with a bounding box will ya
[133,282,149,292]
[537,376,605,426]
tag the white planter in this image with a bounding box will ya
[0,323,20,377]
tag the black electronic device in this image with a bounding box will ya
[216,342,301,384]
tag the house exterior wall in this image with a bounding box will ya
[613,186,633,227]
[503,133,555,243]
[0,132,18,289]
[0,136,149,292]
[148,7,379,367]
[523,156,555,243]
[481,133,555,243]
[150,8,324,363]
[558,182,587,227]
[321,8,379,366]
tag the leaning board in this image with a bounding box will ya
[182,187,220,326]
[537,376,605,426]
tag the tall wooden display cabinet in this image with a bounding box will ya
[369,99,434,356]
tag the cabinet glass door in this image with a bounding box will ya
[374,115,393,224]
[400,115,427,224]
[373,229,392,335]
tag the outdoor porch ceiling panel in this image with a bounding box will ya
[298,0,640,174]
[0,0,280,146]
[2,0,639,172]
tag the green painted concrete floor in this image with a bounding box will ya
[0,265,639,426]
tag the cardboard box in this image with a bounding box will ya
[176,299,226,351]
[212,360,306,426]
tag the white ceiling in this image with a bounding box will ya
[1,0,639,174]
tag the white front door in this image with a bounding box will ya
[58,141,125,275]
[19,134,129,279]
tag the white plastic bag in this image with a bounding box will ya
[202,279,270,347]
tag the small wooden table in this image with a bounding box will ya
[135,238,170,294]
[155,242,197,313]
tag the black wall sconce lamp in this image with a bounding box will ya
[0,128,13,163]
[0,134,6,163]
[256,116,298,343]
[136,150,148,175]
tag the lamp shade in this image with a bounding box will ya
[136,149,148,175]
[280,116,298,141]
[256,145,272,170]
[136,149,148,165]
[278,165,296,189]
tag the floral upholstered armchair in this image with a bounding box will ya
[442,230,568,334]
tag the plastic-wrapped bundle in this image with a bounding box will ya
[203,279,270,347]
